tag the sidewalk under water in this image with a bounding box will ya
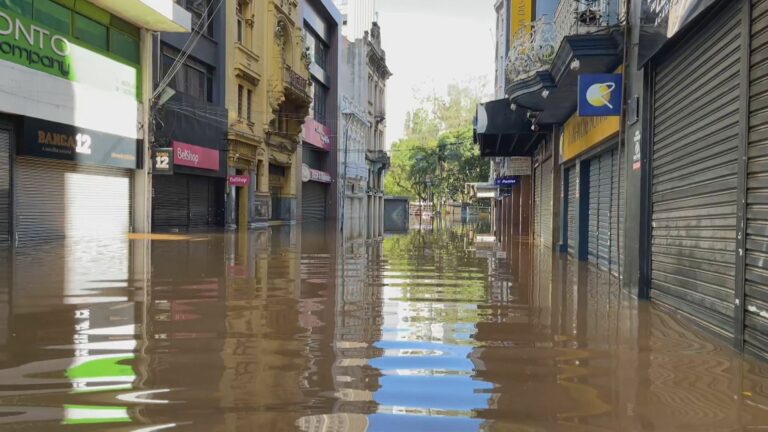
[0,223,767,430]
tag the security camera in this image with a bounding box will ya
[531,124,540,132]
[510,103,517,111]
[541,89,550,99]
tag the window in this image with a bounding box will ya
[162,45,215,102]
[236,0,245,44]
[175,0,213,37]
[4,0,33,17]
[246,89,253,122]
[305,30,328,70]
[34,0,70,34]
[73,13,107,51]
[311,79,327,125]
[110,28,139,64]
[237,85,244,118]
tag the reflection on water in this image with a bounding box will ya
[0,223,768,430]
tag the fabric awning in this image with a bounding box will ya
[474,98,545,157]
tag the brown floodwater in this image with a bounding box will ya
[1,222,768,431]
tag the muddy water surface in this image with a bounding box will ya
[1,224,768,431]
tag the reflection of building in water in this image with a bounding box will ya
[0,239,141,426]
[298,413,370,432]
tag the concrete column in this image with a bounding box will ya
[133,29,153,234]
[378,196,384,236]
[367,195,373,239]
[248,170,257,228]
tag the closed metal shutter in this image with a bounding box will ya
[588,159,599,263]
[567,165,578,256]
[541,157,553,248]
[651,3,742,338]
[16,157,132,243]
[534,163,542,243]
[745,0,768,357]
[597,151,613,270]
[302,182,327,222]
[0,129,9,244]
[153,175,189,230]
[189,176,218,229]
[611,145,626,277]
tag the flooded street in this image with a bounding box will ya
[1,223,768,431]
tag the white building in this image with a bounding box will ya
[333,0,375,40]
[340,22,390,240]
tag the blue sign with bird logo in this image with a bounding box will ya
[578,74,623,117]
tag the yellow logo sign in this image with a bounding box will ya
[586,82,617,109]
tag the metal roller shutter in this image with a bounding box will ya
[189,176,214,229]
[597,151,613,270]
[153,175,189,230]
[588,159,599,263]
[541,158,553,248]
[302,182,327,222]
[651,3,742,339]
[745,0,768,358]
[567,165,577,256]
[0,129,9,244]
[534,163,542,243]
[611,145,626,277]
[16,157,132,243]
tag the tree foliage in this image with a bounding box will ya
[384,80,490,203]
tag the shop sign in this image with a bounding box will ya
[578,74,623,117]
[302,117,332,151]
[0,7,139,99]
[172,141,219,171]
[301,164,332,183]
[20,117,139,169]
[228,175,250,187]
[152,148,174,175]
[495,176,518,186]
[561,113,620,162]
[509,0,533,44]
[640,0,719,65]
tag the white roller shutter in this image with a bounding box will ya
[16,157,132,243]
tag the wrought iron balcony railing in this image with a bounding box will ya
[505,0,622,85]
[284,64,310,97]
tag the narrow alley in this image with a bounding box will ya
[1,222,767,430]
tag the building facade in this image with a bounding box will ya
[340,36,370,240]
[151,0,229,232]
[478,0,768,361]
[300,0,341,224]
[0,0,190,245]
[225,0,312,230]
[364,22,390,239]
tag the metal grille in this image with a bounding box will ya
[302,182,327,222]
[534,163,543,243]
[16,157,132,244]
[0,129,9,244]
[153,175,190,230]
[597,151,613,270]
[651,3,742,339]
[588,159,599,263]
[745,0,768,358]
[611,144,626,277]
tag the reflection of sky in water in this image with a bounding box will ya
[368,412,482,432]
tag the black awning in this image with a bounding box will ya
[505,30,623,125]
[475,98,546,157]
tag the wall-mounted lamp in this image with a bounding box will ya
[570,59,581,71]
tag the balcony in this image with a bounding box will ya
[284,65,311,101]
[505,0,622,85]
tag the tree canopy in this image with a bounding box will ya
[384,81,490,204]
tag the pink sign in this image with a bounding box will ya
[228,175,250,187]
[302,117,332,151]
[173,141,220,171]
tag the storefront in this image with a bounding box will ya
[560,109,623,275]
[14,117,140,244]
[301,117,333,223]
[646,0,743,341]
[0,0,181,243]
[152,141,226,232]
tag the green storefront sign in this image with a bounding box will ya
[0,6,139,99]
